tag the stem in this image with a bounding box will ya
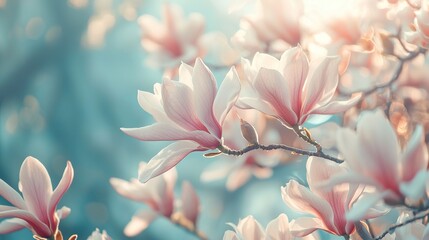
[365,220,375,238]
[375,210,429,240]
[292,125,322,152]
[218,143,343,164]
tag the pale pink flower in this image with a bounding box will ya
[232,0,302,56]
[405,0,429,48]
[384,212,429,240]
[87,228,112,240]
[237,46,360,127]
[121,58,241,182]
[331,109,428,219]
[223,215,266,240]
[0,156,74,238]
[282,157,383,237]
[110,163,176,237]
[139,4,204,69]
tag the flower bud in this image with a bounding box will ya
[240,118,259,145]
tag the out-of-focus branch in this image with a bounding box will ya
[217,142,343,164]
[375,210,429,240]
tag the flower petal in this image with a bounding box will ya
[309,94,360,116]
[400,170,428,200]
[0,208,51,237]
[237,216,266,240]
[20,157,53,227]
[138,140,201,183]
[0,179,26,209]
[266,213,291,240]
[192,58,222,137]
[290,217,326,237]
[213,66,241,126]
[137,90,168,122]
[0,218,29,234]
[181,181,199,226]
[47,161,73,232]
[402,125,429,182]
[346,191,390,222]
[110,178,152,202]
[124,210,158,237]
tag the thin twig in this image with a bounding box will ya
[365,219,375,238]
[375,210,429,240]
[292,125,322,152]
[218,143,343,164]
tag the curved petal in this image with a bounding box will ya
[0,209,51,237]
[279,47,309,114]
[252,52,279,70]
[346,191,390,222]
[192,58,222,137]
[20,157,53,227]
[137,90,167,122]
[47,161,73,231]
[301,57,340,116]
[110,178,152,202]
[181,181,199,226]
[0,179,26,209]
[226,168,252,191]
[402,125,429,182]
[237,216,266,240]
[0,218,29,234]
[138,140,201,183]
[281,181,334,225]
[124,210,158,237]
[266,213,291,240]
[309,94,360,116]
[162,79,205,131]
[236,97,277,116]
[400,170,428,200]
[213,66,241,125]
[290,217,327,237]
[254,68,297,125]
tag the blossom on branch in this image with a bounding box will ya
[121,58,240,182]
[282,157,383,237]
[237,46,360,127]
[0,156,74,238]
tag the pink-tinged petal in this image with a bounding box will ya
[400,170,428,200]
[316,171,379,191]
[306,157,342,197]
[346,191,390,222]
[178,63,194,88]
[213,67,241,125]
[237,216,266,239]
[0,218,29,234]
[124,210,158,237]
[290,217,326,237]
[0,208,51,237]
[281,181,334,223]
[120,123,217,147]
[20,156,53,226]
[110,178,152,202]
[279,47,309,114]
[309,94,360,116]
[223,230,240,240]
[181,181,199,226]
[252,52,279,70]
[192,58,222,138]
[402,125,429,182]
[138,140,201,183]
[47,161,73,231]
[266,213,291,240]
[55,206,70,220]
[357,110,401,191]
[254,68,297,126]
[179,13,204,44]
[0,179,26,209]
[337,128,367,173]
[226,168,252,191]
[236,97,277,117]
[161,79,205,131]
[137,90,167,122]
[302,57,340,115]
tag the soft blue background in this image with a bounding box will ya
[0,0,331,239]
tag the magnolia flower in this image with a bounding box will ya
[87,228,112,240]
[384,212,429,240]
[405,0,429,48]
[139,4,205,69]
[237,46,360,127]
[121,58,241,182]
[332,109,428,219]
[282,157,383,237]
[224,214,319,240]
[0,156,73,238]
[110,165,200,237]
[110,164,176,237]
[232,0,302,56]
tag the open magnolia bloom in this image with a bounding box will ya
[121,58,241,182]
[139,3,205,69]
[237,46,360,127]
[223,214,319,240]
[110,165,200,237]
[0,156,74,238]
[331,109,429,220]
[282,157,384,237]
[405,0,429,48]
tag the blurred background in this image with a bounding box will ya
[0,0,312,239]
